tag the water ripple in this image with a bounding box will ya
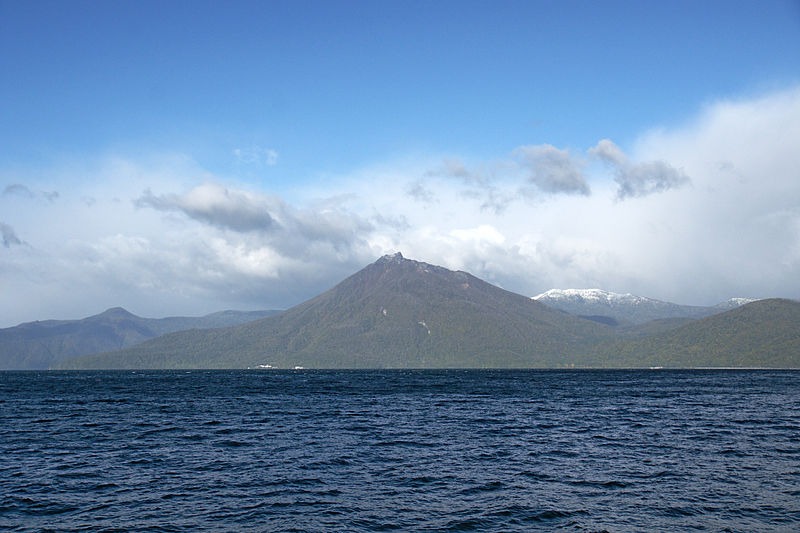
[0,369,798,532]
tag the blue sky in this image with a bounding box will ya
[1,0,800,326]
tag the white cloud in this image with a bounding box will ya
[0,157,374,326]
[1,86,799,327]
[233,146,279,166]
[324,86,800,304]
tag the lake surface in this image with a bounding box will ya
[1,369,798,532]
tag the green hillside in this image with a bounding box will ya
[59,254,616,369]
[56,255,800,370]
[598,298,800,368]
[0,307,279,370]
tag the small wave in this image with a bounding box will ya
[458,480,506,495]
[661,505,700,517]
[570,479,629,489]
[775,447,800,454]
[372,439,436,448]
[526,509,588,522]
[2,496,80,516]
[440,517,492,531]
[519,470,555,482]
[638,470,678,479]
[215,439,252,448]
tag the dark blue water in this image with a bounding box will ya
[1,370,799,532]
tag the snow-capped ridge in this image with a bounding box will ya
[533,289,760,325]
[533,288,654,305]
[713,297,758,310]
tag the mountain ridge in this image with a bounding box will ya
[0,307,281,370]
[534,288,757,325]
[59,253,616,369]
[601,298,800,368]
[57,254,800,369]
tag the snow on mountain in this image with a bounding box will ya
[534,289,656,305]
[713,297,759,310]
[533,289,758,325]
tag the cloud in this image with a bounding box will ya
[459,187,514,215]
[233,147,278,166]
[513,144,590,196]
[406,181,437,204]
[0,222,22,247]
[421,157,517,213]
[343,86,800,305]
[3,184,34,198]
[135,182,374,260]
[590,139,690,199]
[425,157,478,183]
[0,167,381,326]
[2,184,60,202]
[2,86,800,328]
[135,183,280,233]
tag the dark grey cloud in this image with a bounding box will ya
[590,139,690,199]
[2,184,59,202]
[0,222,22,248]
[513,145,591,196]
[135,183,373,259]
[135,185,279,233]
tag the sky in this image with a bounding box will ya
[1,0,800,326]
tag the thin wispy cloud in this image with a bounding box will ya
[425,157,479,183]
[2,184,34,198]
[406,181,437,204]
[2,184,59,202]
[233,147,279,166]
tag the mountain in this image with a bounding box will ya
[0,307,280,370]
[59,253,617,369]
[600,298,800,368]
[54,255,800,370]
[533,288,756,325]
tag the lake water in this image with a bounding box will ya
[1,369,798,532]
